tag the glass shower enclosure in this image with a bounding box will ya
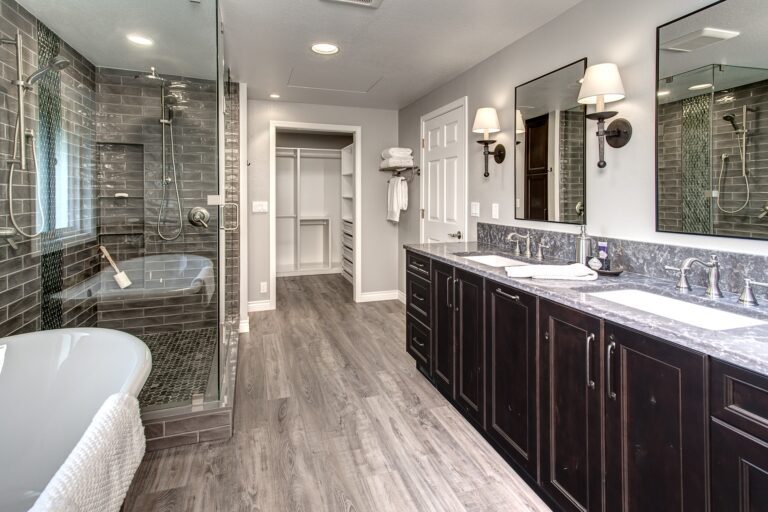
[0,0,232,416]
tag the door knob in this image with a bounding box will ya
[448,230,463,240]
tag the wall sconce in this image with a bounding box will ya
[578,63,632,168]
[472,107,506,177]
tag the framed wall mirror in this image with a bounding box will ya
[515,58,587,225]
[656,0,768,240]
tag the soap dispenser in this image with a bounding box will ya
[575,225,592,265]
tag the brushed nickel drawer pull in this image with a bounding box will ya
[446,276,453,308]
[412,293,425,302]
[586,333,596,390]
[607,340,617,400]
[412,337,425,348]
[495,288,520,302]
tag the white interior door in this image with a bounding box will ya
[422,99,467,243]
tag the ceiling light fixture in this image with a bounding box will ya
[657,90,671,97]
[269,93,281,99]
[127,33,154,46]
[688,83,713,91]
[311,43,339,55]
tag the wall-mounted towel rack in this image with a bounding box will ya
[381,166,420,183]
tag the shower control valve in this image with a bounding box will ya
[188,207,210,229]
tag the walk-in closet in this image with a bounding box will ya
[275,131,355,286]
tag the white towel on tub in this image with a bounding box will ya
[31,393,145,512]
[193,264,215,305]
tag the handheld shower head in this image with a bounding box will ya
[26,55,71,86]
[723,113,740,132]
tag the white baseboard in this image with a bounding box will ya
[277,267,342,278]
[356,290,401,303]
[248,300,274,312]
[397,290,406,304]
[239,318,250,333]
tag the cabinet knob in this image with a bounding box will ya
[544,331,550,341]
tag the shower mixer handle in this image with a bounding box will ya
[188,207,210,229]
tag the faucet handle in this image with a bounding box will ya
[536,243,550,261]
[511,238,521,256]
[665,265,692,293]
[739,278,768,306]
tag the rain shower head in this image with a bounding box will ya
[723,113,741,132]
[26,55,70,86]
[135,66,166,84]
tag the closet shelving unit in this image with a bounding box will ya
[276,147,344,276]
[340,144,355,284]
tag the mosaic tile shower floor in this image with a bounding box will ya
[138,327,217,408]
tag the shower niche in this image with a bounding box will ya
[656,0,768,240]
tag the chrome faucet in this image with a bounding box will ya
[738,278,768,306]
[506,232,532,258]
[665,255,723,299]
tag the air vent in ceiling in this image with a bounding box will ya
[661,28,740,53]
[323,0,384,9]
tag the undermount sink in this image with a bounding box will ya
[460,254,528,268]
[589,289,766,331]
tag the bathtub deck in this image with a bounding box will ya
[123,274,549,511]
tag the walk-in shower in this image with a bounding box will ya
[1,31,70,239]
[717,105,755,215]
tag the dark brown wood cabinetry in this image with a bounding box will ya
[455,268,485,427]
[405,255,431,376]
[539,299,602,512]
[486,283,537,478]
[432,261,455,398]
[604,323,707,512]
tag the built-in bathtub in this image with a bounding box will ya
[0,328,151,512]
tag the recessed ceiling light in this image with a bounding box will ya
[127,33,154,46]
[688,83,713,91]
[311,43,339,55]
[269,93,281,99]
[657,90,671,97]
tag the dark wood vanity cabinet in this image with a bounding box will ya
[405,254,432,376]
[539,300,603,512]
[432,260,455,398]
[486,283,537,478]
[710,360,768,511]
[455,268,485,427]
[604,323,707,512]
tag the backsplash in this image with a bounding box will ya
[478,222,768,296]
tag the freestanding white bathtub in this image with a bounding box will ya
[0,328,151,512]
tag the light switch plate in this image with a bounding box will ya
[260,281,268,293]
[470,202,480,217]
[252,201,269,213]
[516,198,521,209]
[492,203,499,219]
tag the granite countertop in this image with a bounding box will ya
[405,242,768,376]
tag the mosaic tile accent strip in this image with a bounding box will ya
[681,94,712,234]
[138,327,216,408]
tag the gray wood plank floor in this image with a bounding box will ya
[124,274,551,511]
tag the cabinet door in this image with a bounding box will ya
[455,268,485,426]
[711,418,768,511]
[540,300,602,512]
[486,283,537,478]
[432,261,455,398]
[604,323,707,512]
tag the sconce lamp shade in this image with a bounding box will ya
[578,63,626,106]
[472,107,501,136]
[515,110,525,134]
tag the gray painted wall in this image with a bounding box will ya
[247,100,399,302]
[397,0,768,293]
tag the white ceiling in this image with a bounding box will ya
[19,0,217,79]
[221,0,584,109]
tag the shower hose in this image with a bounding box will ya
[716,130,750,215]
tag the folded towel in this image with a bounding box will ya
[380,156,414,169]
[387,177,407,223]
[505,263,598,281]
[32,394,145,512]
[193,264,215,305]
[381,147,413,159]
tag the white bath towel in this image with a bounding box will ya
[193,265,215,305]
[505,263,598,281]
[31,393,145,512]
[381,147,413,159]
[380,156,414,169]
[387,177,408,223]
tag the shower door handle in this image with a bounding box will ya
[221,203,240,231]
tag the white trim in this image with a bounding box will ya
[239,83,250,332]
[269,121,363,307]
[397,290,406,304]
[357,290,401,303]
[239,319,250,333]
[419,96,469,243]
[277,267,342,278]
[248,300,274,312]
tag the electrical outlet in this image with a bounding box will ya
[492,203,499,219]
[470,202,480,217]
[260,282,268,293]
[252,201,269,213]
[516,198,521,209]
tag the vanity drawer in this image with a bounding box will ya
[406,273,431,326]
[711,359,768,440]
[406,251,431,279]
[406,313,431,366]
